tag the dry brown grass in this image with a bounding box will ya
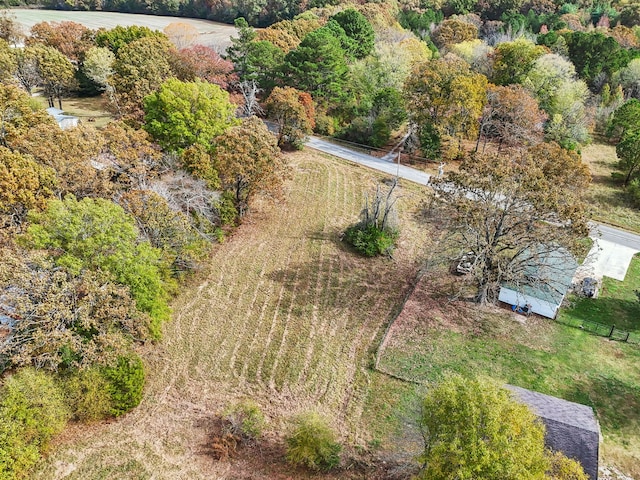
[32,150,434,479]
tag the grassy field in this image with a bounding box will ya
[32,150,435,479]
[558,254,640,334]
[7,8,237,49]
[33,95,114,128]
[377,273,640,477]
[582,142,640,233]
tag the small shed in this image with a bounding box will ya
[508,385,600,480]
[46,107,79,130]
[498,246,578,319]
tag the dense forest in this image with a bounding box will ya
[0,0,639,478]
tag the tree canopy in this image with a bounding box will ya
[143,78,238,152]
[418,375,548,479]
[25,195,172,339]
[430,143,590,304]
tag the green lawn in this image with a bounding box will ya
[558,254,640,334]
[582,143,640,233]
[377,276,640,476]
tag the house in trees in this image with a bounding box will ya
[46,107,78,130]
[508,385,600,480]
[498,246,578,319]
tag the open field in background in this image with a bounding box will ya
[32,150,435,479]
[559,254,640,334]
[6,8,237,49]
[377,273,640,477]
[582,143,640,233]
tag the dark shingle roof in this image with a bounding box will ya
[508,385,600,480]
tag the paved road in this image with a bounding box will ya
[590,222,640,250]
[307,136,640,280]
[306,136,432,185]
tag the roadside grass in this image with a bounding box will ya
[558,254,640,334]
[32,150,435,479]
[377,273,640,477]
[582,142,640,233]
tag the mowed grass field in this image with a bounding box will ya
[33,150,434,479]
[377,274,640,477]
[6,8,237,49]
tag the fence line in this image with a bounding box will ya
[553,316,640,346]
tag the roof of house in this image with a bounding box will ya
[508,385,600,480]
[46,107,79,128]
[507,385,599,433]
[502,245,578,305]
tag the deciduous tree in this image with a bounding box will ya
[28,21,92,62]
[82,46,116,91]
[118,189,207,275]
[0,147,55,228]
[32,44,76,109]
[13,47,41,95]
[95,25,167,54]
[492,38,547,86]
[0,251,148,371]
[173,45,235,89]
[477,84,546,151]
[404,55,487,157]
[616,129,640,186]
[110,35,176,122]
[163,22,199,49]
[214,116,285,215]
[0,11,23,46]
[25,195,172,338]
[430,142,590,304]
[525,54,590,148]
[607,98,640,141]
[431,18,478,48]
[0,84,54,148]
[265,86,315,149]
[143,78,238,152]
[13,123,107,198]
[418,375,549,479]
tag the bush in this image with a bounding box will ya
[344,224,397,257]
[224,400,266,440]
[285,412,341,471]
[0,368,70,479]
[102,354,145,417]
[62,367,113,422]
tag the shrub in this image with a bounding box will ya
[344,181,399,257]
[224,400,266,440]
[0,368,70,479]
[102,354,145,417]
[285,412,341,471]
[344,224,397,257]
[62,367,113,422]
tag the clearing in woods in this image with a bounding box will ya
[32,150,434,479]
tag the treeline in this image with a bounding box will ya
[0,17,288,478]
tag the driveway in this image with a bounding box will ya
[584,224,640,281]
